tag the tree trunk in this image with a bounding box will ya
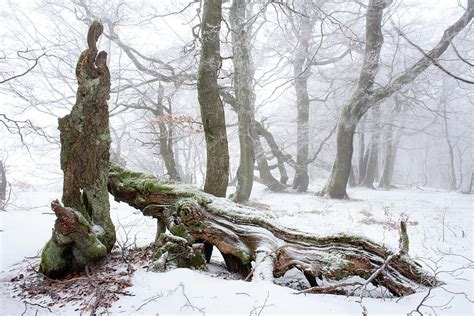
[220,87,288,192]
[320,0,385,198]
[361,139,378,189]
[254,121,291,187]
[230,0,256,203]
[320,108,358,198]
[292,16,313,193]
[254,133,286,192]
[441,102,457,191]
[379,103,403,190]
[40,21,115,278]
[156,83,181,181]
[108,165,438,297]
[0,160,6,200]
[379,125,399,190]
[197,0,229,198]
[360,107,380,188]
[357,122,367,185]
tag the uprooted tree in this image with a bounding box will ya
[108,164,438,297]
[40,21,116,278]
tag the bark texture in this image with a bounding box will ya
[197,0,229,198]
[40,21,115,278]
[321,0,473,199]
[108,165,438,297]
[230,0,256,203]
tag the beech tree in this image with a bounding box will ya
[197,0,230,198]
[230,0,256,202]
[320,0,474,198]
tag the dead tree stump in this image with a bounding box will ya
[40,21,115,278]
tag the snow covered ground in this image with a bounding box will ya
[1,184,473,315]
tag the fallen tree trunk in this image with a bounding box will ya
[108,165,437,297]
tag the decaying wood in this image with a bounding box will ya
[108,165,438,297]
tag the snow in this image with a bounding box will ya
[1,184,473,315]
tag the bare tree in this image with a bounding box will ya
[197,0,230,197]
[230,0,256,202]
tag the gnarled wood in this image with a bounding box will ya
[108,165,437,297]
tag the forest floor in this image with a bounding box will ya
[0,183,472,315]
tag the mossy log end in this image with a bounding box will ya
[108,164,437,297]
[40,21,115,278]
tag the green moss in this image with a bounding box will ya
[234,248,251,265]
[169,224,195,244]
[187,220,204,233]
[109,164,175,193]
[109,165,212,209]
[153,235,206,271]
[91,20,102,29]
[177,251,205,269]
[39,240,68,278]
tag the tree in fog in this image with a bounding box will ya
[198,0,230,197]
[321,0,473,199]
[229,0,256,202]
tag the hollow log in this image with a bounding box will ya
[108,165,437,297]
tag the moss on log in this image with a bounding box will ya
[108,164,437,297]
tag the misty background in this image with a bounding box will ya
[1,0,472,195]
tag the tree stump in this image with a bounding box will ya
[40,21,115,278]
